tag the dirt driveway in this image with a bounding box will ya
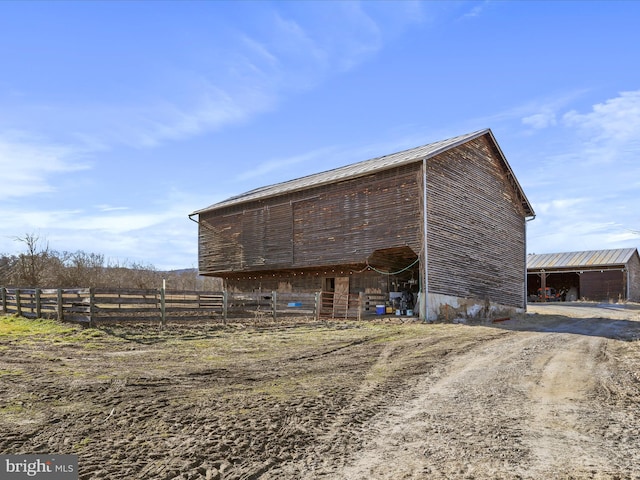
[332,303,640,479]
[1,304,640,479]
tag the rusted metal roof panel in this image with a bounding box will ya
[192,128,534,217]
[527,248,637,270]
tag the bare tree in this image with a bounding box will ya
[53,251,106,287]
[13,233,51,287]
[0,233,223,291]
[0,254,18,285]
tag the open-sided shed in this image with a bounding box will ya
[190,129,535,320]
[527,248,640,302]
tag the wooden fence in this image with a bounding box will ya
[0,287,389,325]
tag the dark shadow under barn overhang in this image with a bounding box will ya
[527,267,627,302]
[366,246,419,273]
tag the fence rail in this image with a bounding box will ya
[0,287,389,325]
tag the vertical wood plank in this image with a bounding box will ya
[35,288,41,318]
[222,290,228,325]
[89,288,95,328]
[160,286,166,329]
[16,289,22,316]
[57,289,63,321]
[271,291,277,320]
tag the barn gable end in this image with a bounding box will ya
[427,135,529,313]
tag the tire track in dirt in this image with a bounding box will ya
[525,334,610,477]
[328,318,640,479]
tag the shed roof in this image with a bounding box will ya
[527,248,638,271]
[192,128,534,216]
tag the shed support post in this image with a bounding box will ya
[540,271,548,302]
[222,290,228,325]
[272,291,277,320]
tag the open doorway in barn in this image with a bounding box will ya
[321,276,350,318]
[527,272,580,302]
[368,246,420,312]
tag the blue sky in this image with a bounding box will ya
[1,1,639,270]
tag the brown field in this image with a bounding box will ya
[1,303,640,479]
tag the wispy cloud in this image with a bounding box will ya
[522,111,557,130]
[0,133,90,200]
[117,83,275,149]
[528,219,629,254]
[95,205,129,212]
[236,146,338,182]
[511,90,589,131]
[533,197,587,216]
[461,0,491,19]
[9,3,413,155]
[563,90,640,143]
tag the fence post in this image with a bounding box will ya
[57,289,63,321]
[222,290,228,325]
[35,288,41,319]
[271,291,277,321]
[1,287,6,313]
[88,288,95,328]
[358,292,364,321]
[16,289,22,317]
[160,280,166,329]
[314,291,320,321]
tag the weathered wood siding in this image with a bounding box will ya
[580,270,626,301]
[426,136,527,308]
[198,165,422,275]
[628,252,640,302]
[198,133,530,307]
[223,268,389,294]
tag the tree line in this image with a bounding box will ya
[0,234,222,291]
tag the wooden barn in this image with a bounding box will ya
[190,129,535,320]
[527,248,640,302]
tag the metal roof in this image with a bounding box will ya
[192,128,534,216]
[527,248,638,271]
